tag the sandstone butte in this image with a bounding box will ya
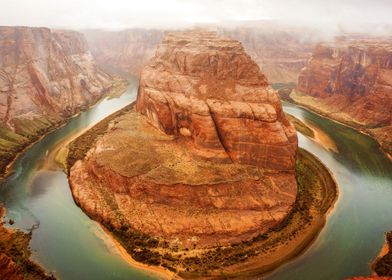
[69,31,298,252]
[294,37,392,157]
[0,26,124,176]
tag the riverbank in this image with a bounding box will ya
[288,90,392,160]
[0,77,128,180]
[0,207,55,280]
[372,231,392,276]
[99,225,180,280]
[66,100,338,279]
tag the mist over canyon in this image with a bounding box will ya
[0,1,392,280]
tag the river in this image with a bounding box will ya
[0,81,391,280]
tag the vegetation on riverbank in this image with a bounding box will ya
[94,148,337,279]
[0,207,55,280]
[66,99,338,280]
[373,231,392,276]
[66,102,135,172]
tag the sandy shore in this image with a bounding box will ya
[99,225,179,280]
[304,120,338,153]
[64,101,339,279]
[289,93,392,161]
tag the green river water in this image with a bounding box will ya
[0,81,391,280]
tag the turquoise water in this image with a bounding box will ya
[0,77,154,280]
[267,103,392,280]
[0,87,391,279]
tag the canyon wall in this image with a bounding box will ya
[295,38,392,156]
[0,26,120,175]
[137,31,298,171]
[220,26,316,84]
[83,29,164,76]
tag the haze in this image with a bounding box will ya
[2,0,392,34]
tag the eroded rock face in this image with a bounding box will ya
[296,38,392,155]
[69,31,298,250]
[137,31,298,171]
[0,26,115,127]
[69,108,298,248]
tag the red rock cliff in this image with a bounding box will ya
[0,27,115,126]
[137,31,298,171]
[0,26,123,176]
[296,38,392,155]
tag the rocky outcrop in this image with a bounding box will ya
[295,38,392,156]
[70,31,298,250]
[0,207,54,280]
[137,31,298,171]
[0,26,123,176]
[83,29,164,75]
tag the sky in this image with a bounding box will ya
[1,0,392,33]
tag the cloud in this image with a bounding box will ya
[1,0,391,33]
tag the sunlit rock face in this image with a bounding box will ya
[137,31,298,171]
[297,37,392,155]
[0,26,115,127]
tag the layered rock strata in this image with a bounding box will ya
[70,31,298,250]
[137,31,298,171]
[220,25,316,83]
[295,38,392,156]
[0,26,123,176]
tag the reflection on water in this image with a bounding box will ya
[0,89,391,280]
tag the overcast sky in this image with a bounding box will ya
[1,0,392,33]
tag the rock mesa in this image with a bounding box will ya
[70,31,298,250]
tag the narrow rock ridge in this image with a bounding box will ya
[137,31,298,171]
